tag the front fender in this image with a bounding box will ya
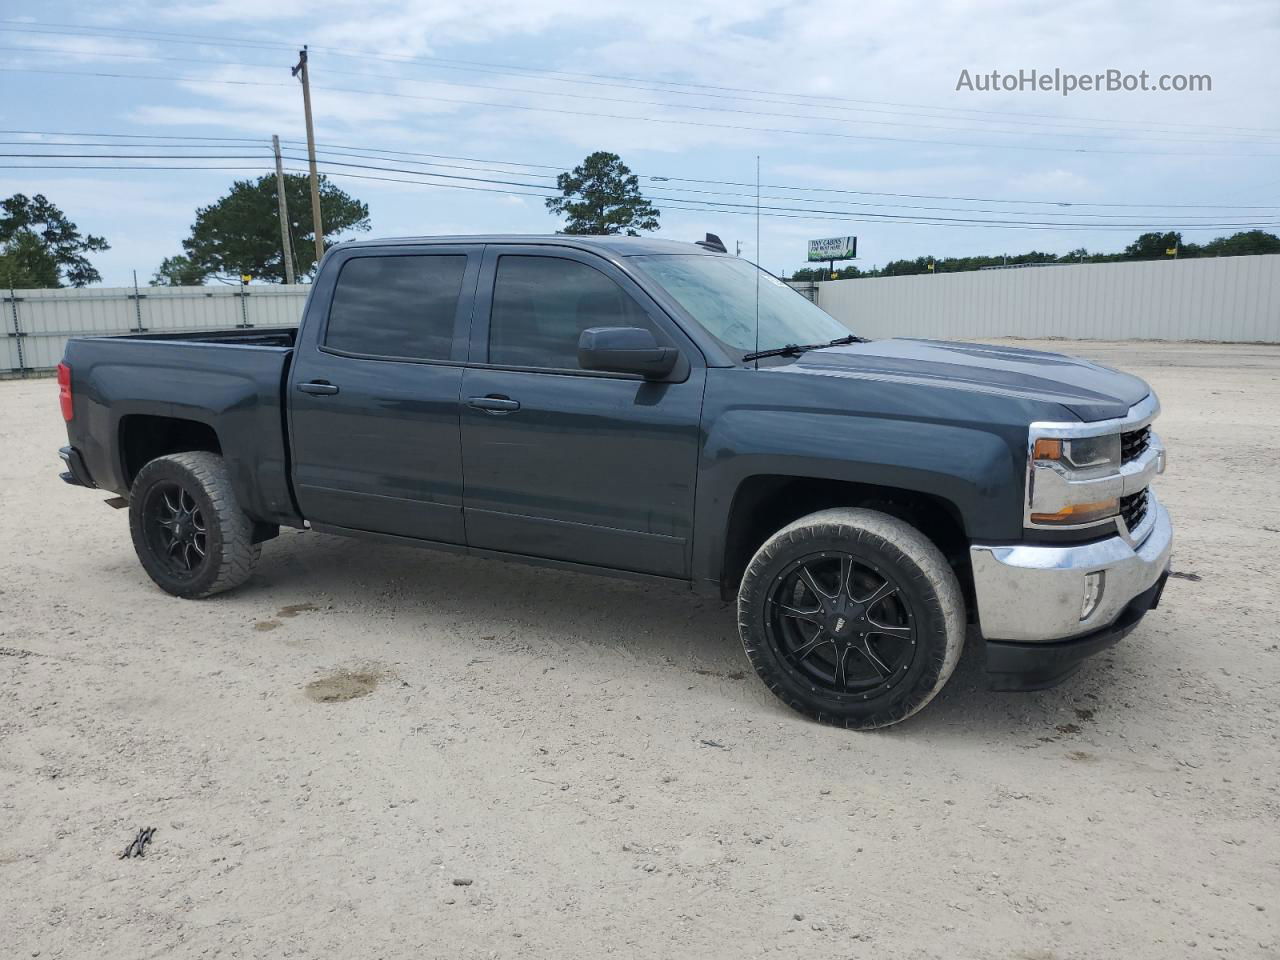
[691,405,1026,585]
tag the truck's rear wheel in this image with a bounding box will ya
[128,451,260,599]
[737,508,964,729]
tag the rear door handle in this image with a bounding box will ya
[297,380,340,396]
[467,395,520,413]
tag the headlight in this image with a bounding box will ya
[1032,434,1121,477]
[1027,430,1123,527]
[1025,395,1161,532]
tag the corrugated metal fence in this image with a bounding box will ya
[2,284,309,376]
[809,253,1280,342]
[6,254,1279,376]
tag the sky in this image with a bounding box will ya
[2,0,1279,286]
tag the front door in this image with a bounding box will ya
[289,245,481,543]
[459,247,705,578]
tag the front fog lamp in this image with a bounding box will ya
[1081,571,1104,621]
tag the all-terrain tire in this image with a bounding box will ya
[737,507,964,729]
[128,451,261,599]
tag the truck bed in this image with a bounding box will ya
[61,329,301,527]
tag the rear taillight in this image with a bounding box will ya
[57,362,73,421]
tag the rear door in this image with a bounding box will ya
[288,244,481,543]
[459,246,706,578]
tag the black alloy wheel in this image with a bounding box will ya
[737,508,965,729]
[766,551,917,699]
[141,482,209,580]
[128,451,261,598]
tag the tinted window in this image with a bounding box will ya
[326,255,466,360]
[489,256,655,369]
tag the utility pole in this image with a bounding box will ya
[291,46,325,269]
[271,135,297,285]
[130,269,145,331]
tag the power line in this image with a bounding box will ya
[0,163,271,170]
[0,140,271,149]
[1,152,268,159]
[297,166,1280,231]
[3,41,1273,147]
[292,144,1280,221]
[639,173,1280,210]
[6,19,1278,139]
[283,139,1280,211]
[10,155,1276,231]
[0,130,563,170]
[14,143,1273,222]
[278,152,1280,228]
[8,128,1279,214]
[5,64,1280,160]
[0,128,269,144]
[297,147,1270,222]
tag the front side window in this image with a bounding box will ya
[488,255,656,369]
[325,254,466,360]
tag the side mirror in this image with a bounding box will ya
[578,327,678,379]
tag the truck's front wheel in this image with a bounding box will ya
[128,451,261,599]
[737,508,964,729]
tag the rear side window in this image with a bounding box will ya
[325,255,466,360]
[488,255,656,369]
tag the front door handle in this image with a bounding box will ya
[297,380,340,396]
[467,395,521,413]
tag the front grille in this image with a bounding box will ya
[1120,488,1150,531]
[1121,425,1151,463]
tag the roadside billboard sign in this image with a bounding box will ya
[807,236,857,262]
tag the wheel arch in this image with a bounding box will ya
[717,474,973,606]
[119,414,222,488]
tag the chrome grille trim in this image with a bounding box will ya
[1121,425,1151,464]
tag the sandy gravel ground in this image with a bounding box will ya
[1,340,1277,959]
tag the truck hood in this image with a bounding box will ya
[781,338,1150,421]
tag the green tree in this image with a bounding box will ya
[545,151,660,236]
[1201,230,1280,257]
[0,230,59,288]
[791,229,1280,280]
[176,174,370,283]
[880,256,937,277]
[149,255,207,287]
[1123,231,1184,260]
[0,193,109,287]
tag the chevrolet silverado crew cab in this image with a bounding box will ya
[56,234,1172,728]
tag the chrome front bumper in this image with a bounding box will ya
[969,495,1172,643]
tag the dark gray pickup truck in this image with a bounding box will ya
[56,234,1172,728]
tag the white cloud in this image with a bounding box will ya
[4,33,155,60]
[4,0,1277,281]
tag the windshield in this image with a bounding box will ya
[631,254,853,359]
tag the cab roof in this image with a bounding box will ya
[332,235,723,257]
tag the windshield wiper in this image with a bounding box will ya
[742,334,866,364]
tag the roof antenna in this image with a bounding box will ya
[753,154,761,370]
